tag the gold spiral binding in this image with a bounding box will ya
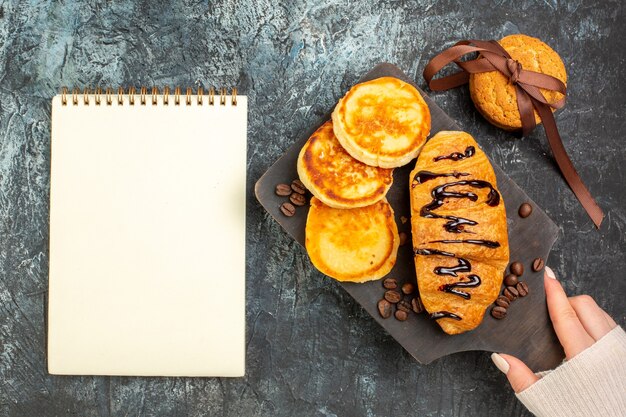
[59,86,238,106]
[196,87,202,105]
[208,87,215,105]
[140,87,147,105]
[174,87,181,105]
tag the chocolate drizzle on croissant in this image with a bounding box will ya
[414,249,481,300]
[433,145,475,162]
[415,176,500,234]
[428,239,501,248]
[440,275,481,300]
[412,170,469,187]
[410,132,510,334]
[416,174,502,319]
[429,311,462,321]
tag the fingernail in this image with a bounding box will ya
[491,353,510,374]
[545,266,556,279]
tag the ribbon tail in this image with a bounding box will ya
[515,87,536,137]
[423,43,496,90]
[533,101,605,228]
[428,71,470,91]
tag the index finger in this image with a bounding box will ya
[544,267,595,359]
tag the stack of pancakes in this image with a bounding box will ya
[300,77,431,283]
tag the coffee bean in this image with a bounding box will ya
[411,297,424,314]
[503,286,519,301]
[377,299,392,319]
[397,300,411,313]
[518,203,533,218]
[384,290,402,304]
[504,273,519,287]
[491,306,507,319]
[383,278,398,290]
[532,257,545,272]
[516,281,529,297]
[280,202,296,217]
[275,183,292,196]
[495,295,510,308]
[291,179,307,194]
[399,232,408,246]
[395,310,408,321]
[510,261,524,276]
[289,192,306,206]
[401,282,415,295]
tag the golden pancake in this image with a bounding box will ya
[331,76,431,168]
[297,121,394,209]
[409,131,509,334]
[305,197,399,283]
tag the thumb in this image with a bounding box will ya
[491,353,540,393]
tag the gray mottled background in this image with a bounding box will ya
[1,1,624,416]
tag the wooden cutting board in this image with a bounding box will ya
[255,63,563,371]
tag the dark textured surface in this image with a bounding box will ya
[0,1,624,416]
[255,63,563,370]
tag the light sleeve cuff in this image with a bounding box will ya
[516,326,626,417]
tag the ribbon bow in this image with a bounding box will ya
[506,58,522,83]
[423,40,604,228]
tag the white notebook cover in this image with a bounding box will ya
[48,93,247,376]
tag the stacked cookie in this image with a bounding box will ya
[300,77,431,282]
[469,34,567,131]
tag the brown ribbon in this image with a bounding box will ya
[423,40,604,228]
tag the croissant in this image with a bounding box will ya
[409,131,509,335]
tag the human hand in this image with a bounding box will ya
[491,266,618,393]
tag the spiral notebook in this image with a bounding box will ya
[48,87,247,377]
